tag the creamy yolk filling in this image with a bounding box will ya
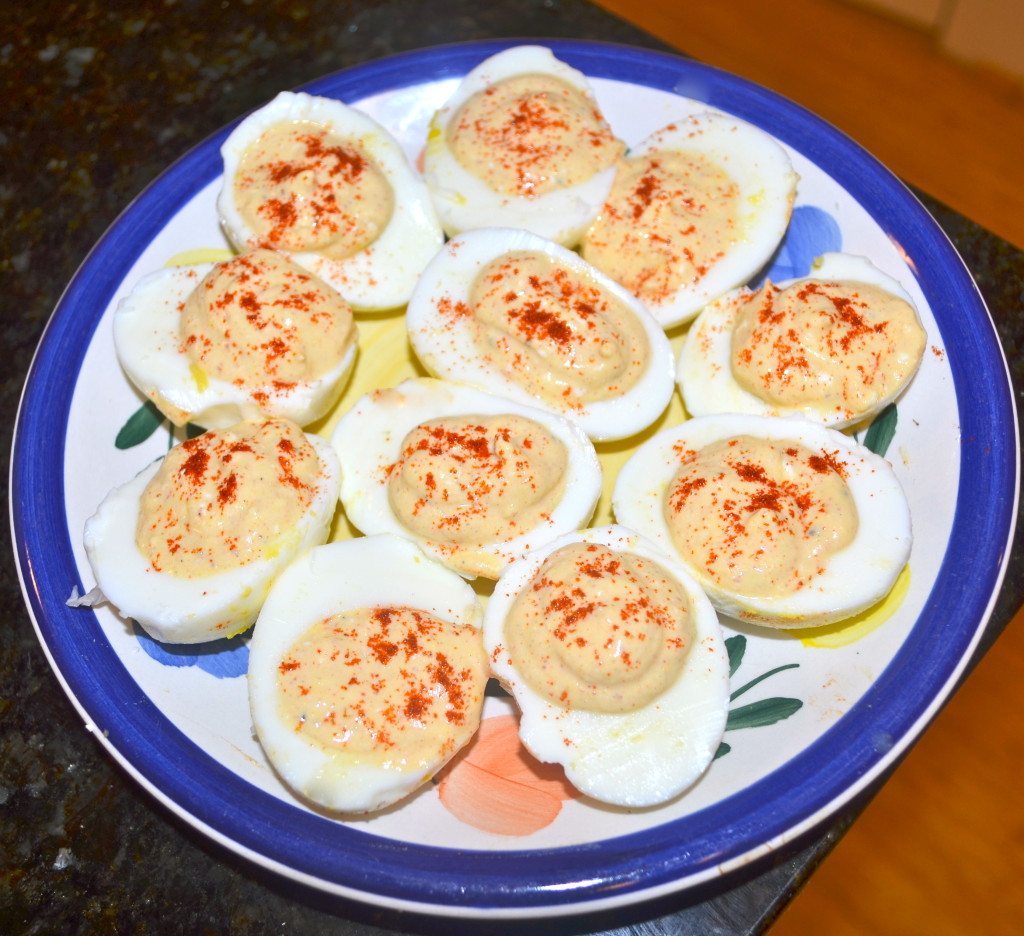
[135,418,322,578]
[503,542,694,713]
[232,120,394,257]
[275,606,488,770]
[180,248,355,411]
[447,73,624,197]
[581,150,739,304]
[387,413,568,554]
[729,278,927,420]
[455,250,650,409]
[664,435,858,599]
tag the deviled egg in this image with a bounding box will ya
[484,524,729,807]
[612,412,912,628]
[330,377,602,579]
[677,252,927,427]
[423,45,624,247]
[82,417,340,643]
[405,227,676,441]
[114,248,357,430]
[580,112,798,328]
[248,534,488,814]
[217,90,444,311]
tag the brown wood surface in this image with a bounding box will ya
[589,1,1024,932]
[593,0,1024,250]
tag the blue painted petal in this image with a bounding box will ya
[756,206,843,286]
[133,620,250,678]
[196,635,250,678]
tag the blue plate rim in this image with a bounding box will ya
[9,38,1019,914]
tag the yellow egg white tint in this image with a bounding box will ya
[612,412,913,628]
[405,226,676,442]
[330,377,603,579]
[580,111,798,329]
[165,247,234,267]
[113,249,358,430]
[791,565,912,649]
[677,252,927,428]
[247,535,487,815]
[422,45,624,247]
[217,90,444,311]
[82,418,340,644]
[483,524,730,808]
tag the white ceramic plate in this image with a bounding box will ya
[10,40,1018,919]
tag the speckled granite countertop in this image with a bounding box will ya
[3,2,1022,934]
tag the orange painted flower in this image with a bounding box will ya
[437,714,579,836]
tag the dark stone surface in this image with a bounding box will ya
[2,2,1021,934]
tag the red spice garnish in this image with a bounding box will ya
[368,632,400,665]
[217,472,238,506]
[259,198,299,244]
[404,691,428,721]
[508,302,574,344]
[748,489,782,512]
[734,462,769,484]
[668,475,707,510]
[436,296,472,318]
[630,165,660,220]
[179,446,210,486]
[808,449,847,477]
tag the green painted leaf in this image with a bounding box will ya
[185,423,206,439]
[730,663,800,702]
[115,400,166,449]
[726,697,803,731]
[725,634,746,677]
[714,741,731,760]
[863,402,898,456]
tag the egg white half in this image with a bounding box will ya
[484,524,729,808]
[83,430,340,644]
[677,252,925,428]
[217,90,444,311]
[581,112,798,329]
[612,412,912,628]
[330,377,603,578]
[247,534,485,814]
[113,262,357,430]
[422,45,620,247]
[405,227,676,441]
